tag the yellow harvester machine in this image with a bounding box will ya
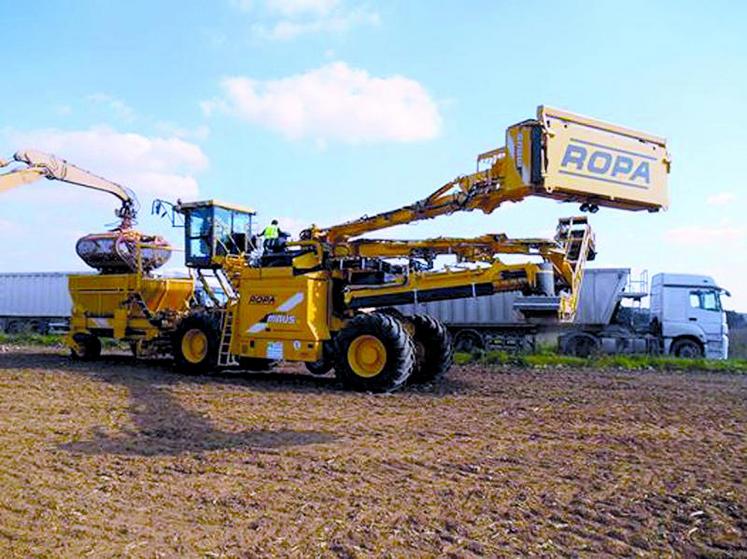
[0,106,670,391]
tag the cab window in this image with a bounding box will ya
[186,206,213,263]
[689,290,721,312]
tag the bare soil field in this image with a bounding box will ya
[0,348,745,558]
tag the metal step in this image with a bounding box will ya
[217,308,238,367]
[514,295,563,323]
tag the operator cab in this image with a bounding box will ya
[178,200,256,268]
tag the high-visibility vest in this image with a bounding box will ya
[263,225,279,239]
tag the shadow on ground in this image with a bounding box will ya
[0,352,337,457]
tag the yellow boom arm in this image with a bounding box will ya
[0,149,138,226]
[308,106,670,244]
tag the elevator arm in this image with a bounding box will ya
[0,149,138,227]
[305,106,670,244]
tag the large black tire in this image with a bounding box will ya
[306,359,334,376]
[453,329,484,353]
[670,338,703,359]
[172,314,220,374]
[561,333,600,358]
[408,314,454,384]
[334,313,415,392]
[70,333,102,361]
[305,341,335,376]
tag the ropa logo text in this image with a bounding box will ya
[560,140,652,187]
[267,314,296,324]
[249,295,275,305]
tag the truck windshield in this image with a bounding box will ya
[689,290,721,312]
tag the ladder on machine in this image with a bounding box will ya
[557,216,595,322]
[196,268,239,367]
[218,304,238,367]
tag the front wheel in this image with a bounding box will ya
[334,313,415,392]
[172,314,219,374]
[670,338,703,359]
[70,333,102,361]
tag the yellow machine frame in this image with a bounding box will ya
[2,106,669,391]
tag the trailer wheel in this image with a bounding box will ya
[562,333,599,358]
[7,321,25,335]
[409,314,454,384]
[453,330,484,353]
[670,338,703,359]
[172,314,219,374]
[71,333,102,361]
[334,313,415,392]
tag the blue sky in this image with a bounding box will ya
[1,0,746,309]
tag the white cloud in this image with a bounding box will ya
[234,0,378,40]
[706,192,738,206]
[5,127,208,200]
[253,6,378,40]
[154,121,211,141]
[86,93,136,122]
[208,62,441,144]
[664,224,747,246]
[230,0,253,11]
[0,218,18,233]
[266,0,339,16]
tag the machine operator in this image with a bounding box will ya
[258,219,289,252]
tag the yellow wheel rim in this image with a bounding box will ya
[347,335,387,378]
[182,328,208,363]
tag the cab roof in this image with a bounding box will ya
[177,199,256,215]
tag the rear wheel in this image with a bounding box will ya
[562,333,599,358]
[70,333,102,361]
[409,314,453,384]
[453,330,483,353]
[172,314,219,374]
[671,338,703,358]
[334,313,415,392]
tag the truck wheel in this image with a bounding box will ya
[562,333,599,358]
[409,314,454,384]
[71,333,102,361]
[172,314,219,374]
[334,313,415,392]
[7,321,25,335]
[453,330,483,353]
[670,338,703,359]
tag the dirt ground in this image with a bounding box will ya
[0,348,744,558]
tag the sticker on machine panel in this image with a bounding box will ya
[266,341,284,360]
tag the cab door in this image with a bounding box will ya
[687,289,725,356]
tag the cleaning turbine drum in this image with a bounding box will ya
[76,230,172,273]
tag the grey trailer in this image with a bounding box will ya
[0,272,73,333]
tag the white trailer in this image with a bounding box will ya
[0,272,73,333]
[398,268,730,359]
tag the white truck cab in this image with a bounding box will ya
[650,274,729,359]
